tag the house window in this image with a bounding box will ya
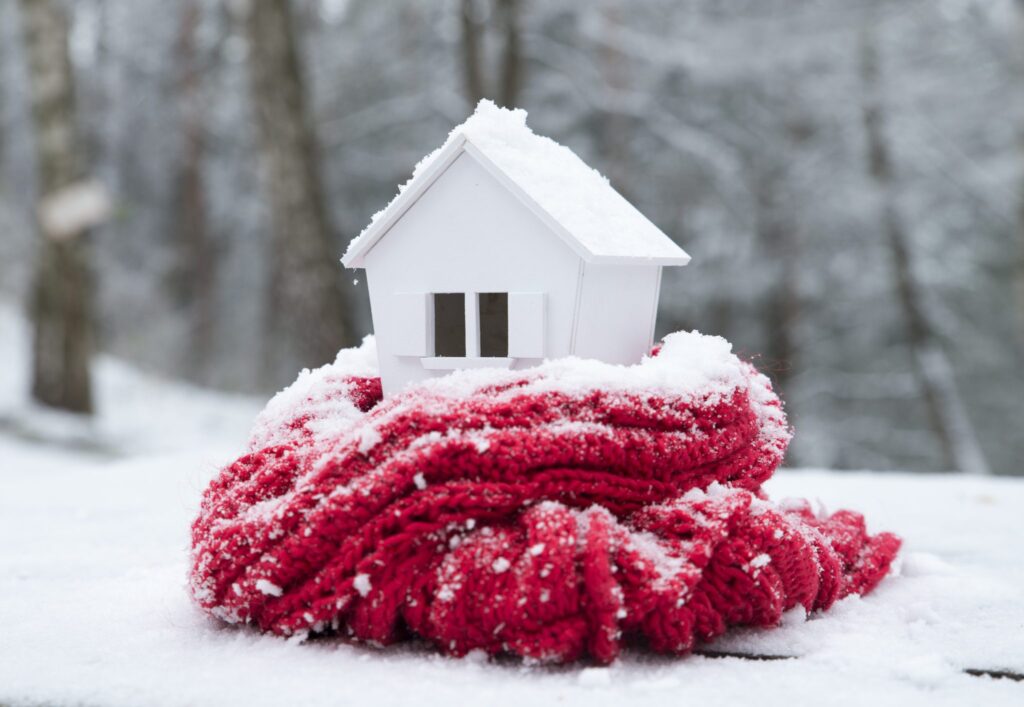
[478,293,508,357]
[433,293,466,357]
[429,292,510,358]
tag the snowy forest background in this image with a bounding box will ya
[1,0,1022,475]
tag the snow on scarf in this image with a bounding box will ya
[189,331,900,664]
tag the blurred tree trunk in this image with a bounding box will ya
[458,0,522,109]
[459,0,485,106]
[1018,145,1024,351]
[1016,0,1024,351]
[0,57,4,173]
[18,0,94,413]
[597,3,632,199]
[173,0,215,384]
[246,0,349,386]
[496,0,521,108]
[859,15,989,474]
[755,169,799,403]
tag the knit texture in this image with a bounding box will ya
[190,332,900,664]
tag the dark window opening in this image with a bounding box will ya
[479,292,508,357]
[433,293,466,357]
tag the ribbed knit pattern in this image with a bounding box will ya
[190,332,899,664]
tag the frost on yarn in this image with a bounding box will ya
[189,331,900,664]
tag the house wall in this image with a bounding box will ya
[573,262,661,364]
[361,151,583,395]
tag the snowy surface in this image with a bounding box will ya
[3,443,1022,707]
[344,100,690,265]
[2,306,1023,706]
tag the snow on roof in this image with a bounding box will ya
[342,100,691,267]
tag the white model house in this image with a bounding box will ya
[342,101,690,396]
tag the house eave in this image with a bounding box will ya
[585,252,691,267]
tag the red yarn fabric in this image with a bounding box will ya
[190,332,900,664]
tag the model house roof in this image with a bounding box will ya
[342,101,691,268]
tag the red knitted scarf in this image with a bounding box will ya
[190,332,900,664]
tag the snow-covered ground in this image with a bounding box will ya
[1,304,1022,707]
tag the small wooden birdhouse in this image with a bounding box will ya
[343,101,690,396]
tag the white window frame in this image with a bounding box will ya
[398,291,544,369]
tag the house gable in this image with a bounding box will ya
[361,150,581,291]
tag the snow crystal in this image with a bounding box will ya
[255,579,283,597]
[780,605,808,627]
[463,649,488,664]
[900,552,954,577]
[357,425,382,455]
[353,574,372,597]
[413,473,427,490]
[577,667,612,687]
[750,553,772,569]
[344,100,689,265]
[492,557,511,574]
[682,487,708,503]
[777,497,811,513]
[628,531,687,591]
